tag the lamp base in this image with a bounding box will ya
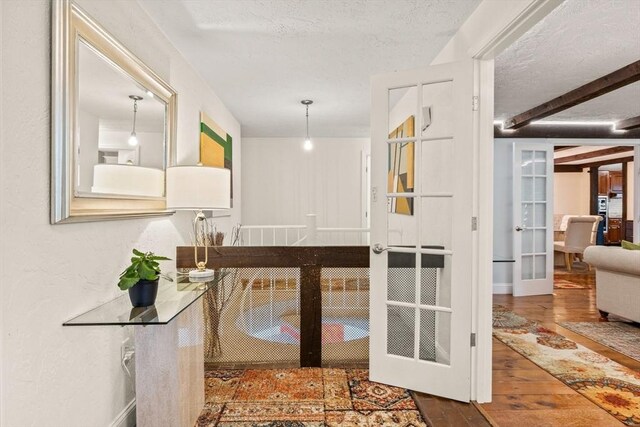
[189,269,215,279]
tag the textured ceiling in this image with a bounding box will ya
[138,0,481,137]
[495,0,640,123]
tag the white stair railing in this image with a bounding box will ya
[240,224,306,246]
[239,213,371,247]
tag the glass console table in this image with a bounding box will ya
[63,274,217,326]
[62,272,225,427]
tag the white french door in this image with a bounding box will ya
[369,60,474,402]
[513,143,554,297]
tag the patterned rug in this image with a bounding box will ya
[554,278,590,289]
[195,368,428,426]
[559,321,640,363]
[493,305,640,425]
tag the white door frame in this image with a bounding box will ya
[361,151,371,234]
[434,0,564,403]
[635,145,640,243]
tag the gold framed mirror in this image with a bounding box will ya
[51,0,177,224]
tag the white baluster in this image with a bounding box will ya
[306,214,317,246]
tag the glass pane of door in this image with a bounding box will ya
[383,78,456,366]
[519,149,548,280]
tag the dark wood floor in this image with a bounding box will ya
[415,267,639,426]
[479,267,638,427]
[414,392,491,426]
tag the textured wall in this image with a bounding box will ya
[241,137,368,230]
[0,1,240,425]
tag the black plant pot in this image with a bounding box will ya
[128,279,159,307]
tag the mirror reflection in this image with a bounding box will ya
[76,40,167,198]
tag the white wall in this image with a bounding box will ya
[554,171,590,216]
[492,139,514,290]
[241,137,368,229]
[99,129,165,169]
[78,109,100,193]
[0,1,241,426]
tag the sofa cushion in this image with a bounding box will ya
[584,246,640,276]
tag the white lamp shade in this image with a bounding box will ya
[166,165,231,210]
[92,164,164,197]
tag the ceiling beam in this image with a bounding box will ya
[616,115,640,131]
[554,165,584,173]
[554,145,575,152]
[584,156,634,170]
[502,60,640,129]
[554,146,634,164]
[494,124,640,139]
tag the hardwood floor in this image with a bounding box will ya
[413,393,491,427]
[480,268,639,426]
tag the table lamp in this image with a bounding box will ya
[166,165,231,279]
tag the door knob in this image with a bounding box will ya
[372,243,389,254]
[515,226,524,232]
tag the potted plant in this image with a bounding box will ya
[118,249,171,307]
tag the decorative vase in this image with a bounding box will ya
[128,279,159,307]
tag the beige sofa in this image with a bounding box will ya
[583,246,640,322]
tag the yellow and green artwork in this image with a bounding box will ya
[200,112,233,205]
[388,115,415,215]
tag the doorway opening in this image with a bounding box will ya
[553,145,636,288]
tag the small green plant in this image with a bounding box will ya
[118,249,171,290]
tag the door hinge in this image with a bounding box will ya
[471,333,477,347]
[471,217,478,231]
[472,95,479,111]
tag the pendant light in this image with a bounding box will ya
[301,99,313,151]
[128,95,143,146]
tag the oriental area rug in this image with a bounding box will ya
[493,305,640,425]
[559,321,640,363]
[195,368,428,426]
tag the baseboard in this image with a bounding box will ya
[492,282,512,294]
[109,399,136,427]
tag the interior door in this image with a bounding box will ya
[369,60,474,402]
[512,143,554,297]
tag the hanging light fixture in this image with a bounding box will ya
[301,99,313,151]
[128,95,143,146]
